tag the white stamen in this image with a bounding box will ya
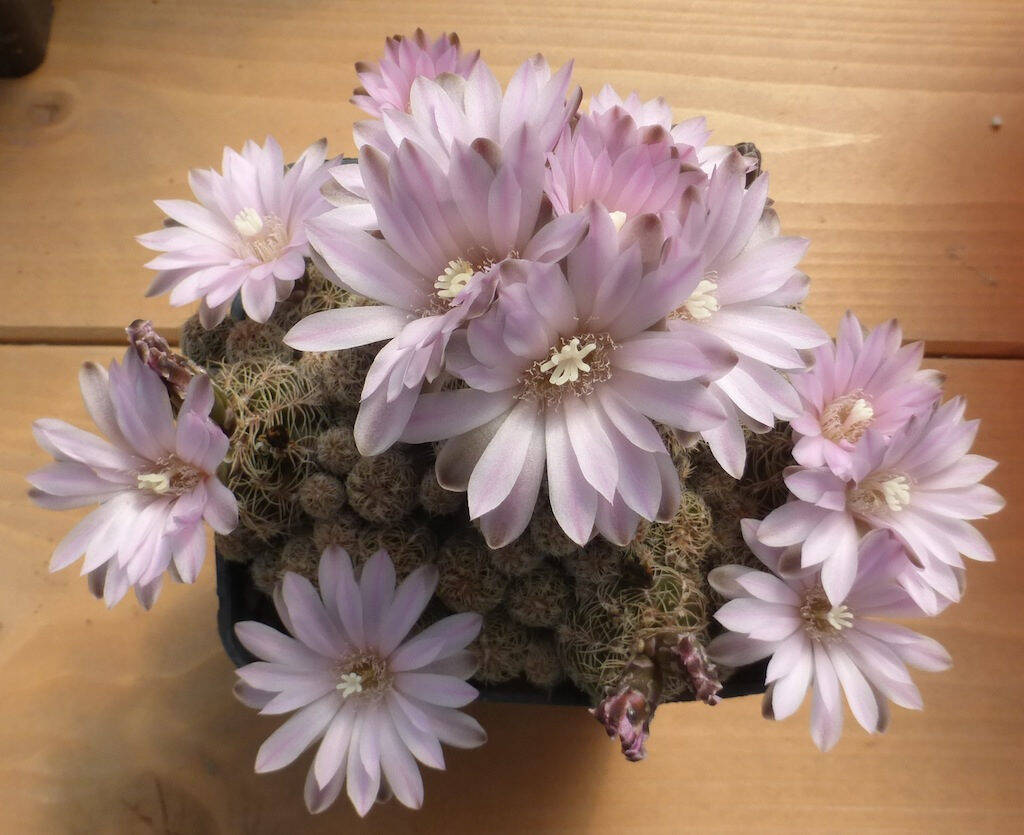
[801,588,855,638]
[233,207,264,237]
[681,277,720,321]
[539,337,598,385]
[232,210,288,262]
[336,672,364,697]
[137,472,171,494]
[849,473,912,515]
[434,258,474,300]
[821,394,875,443]
[609,210,628,231]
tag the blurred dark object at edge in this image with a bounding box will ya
[1,0,53,77]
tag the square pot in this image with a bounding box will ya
[215,553,768,706]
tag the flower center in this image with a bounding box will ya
[136,455,203,496]
[335,652,391,700]
[820,393,875,443]
[233,208,288,262]
[801,587,854,639]
[673,275,720,322]
[540,337,598,385]
[434,258,475,300]
[848,472,912,516]
[609,210,628,231]
[427,245,510,313]
[518,333,616,405]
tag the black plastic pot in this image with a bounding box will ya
[216,553,768,706]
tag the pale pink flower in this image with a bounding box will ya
[668,151,828,476]
[138,136,338,326]
[398,209,737,548]
[790,311,943,478]
[234,548,485,816]
[709,522,951,751]
[320,162,377,232]
[286,132,588,456]
[351,29,480,118]
[353,53,580,169]
[759,398,1004,607]
[334,52,577,235]
[27,350,237,608]
[588,84,732,170]
[544,105,705,223]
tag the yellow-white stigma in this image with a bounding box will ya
[232,209,288,262]
[824,605,855,631]
[435,258,474,300]
[609,210,628,231]
[233,207,265,237]
[877,475,911,511]
[137,472,171,494]
[849,473,912,515]
[540,337,598,386]
[334,652,391,700]
[136,456,203,496]
[680,277,720,321]
[336,672,364,697]
[821,394,875,443]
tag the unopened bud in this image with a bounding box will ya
[643,631,722,705]
[591,654,662,762]
[126,319,198,403]
[126,319,234,434]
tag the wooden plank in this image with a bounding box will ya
[1,345,1020,832]
[0,1,1022,350]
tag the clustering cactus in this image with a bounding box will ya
[474,609,532,684]
[345,449,419,523]
[179,315,232,367]
[24,35,1005,817]
[202,260,794,708]
[224,319,295,364]
[215,360,331,541]
[436,531,510,613]
[523,634,565,689]
[314,423,361,477]
[506,562,572,628]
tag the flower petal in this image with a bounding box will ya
[377,565,440,656]
[394,673,479,708]
[254,692,341,773]
[285,306,411,352]
[281,573,346,658]
[313,700,358,790]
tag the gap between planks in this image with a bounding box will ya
[2,330,1023,362]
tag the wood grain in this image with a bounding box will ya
[2,345,1020,833]
[1,1,1022,351]
[3,2,1023,831]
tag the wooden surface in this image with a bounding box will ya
[1,2,1022,832]
[2,350,1020,833]
[0,1,1022,352]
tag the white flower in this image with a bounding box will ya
[28,350,237,608]
[708,522,952,751]
[138,136,339,326]
[234,548,486,815]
